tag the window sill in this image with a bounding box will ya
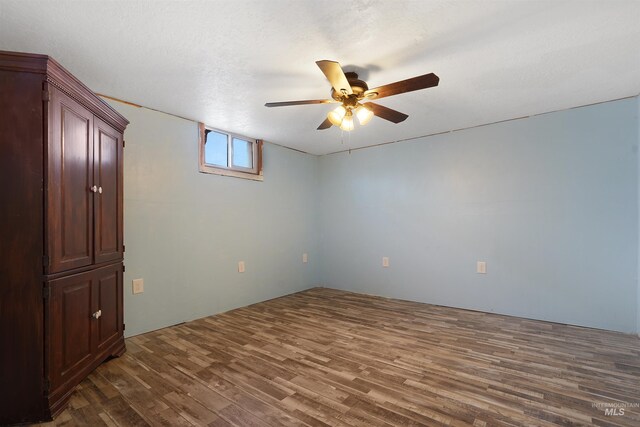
[198,164,264,181]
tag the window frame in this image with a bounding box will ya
[198,122,263,181]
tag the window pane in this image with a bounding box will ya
[204,130,227,167]
[232,138,253,169]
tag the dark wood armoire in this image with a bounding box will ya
[0,50,129,424]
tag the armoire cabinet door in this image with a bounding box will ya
[95,263,123,354]
[47,263,123,392]
[48,270,95,391]
[94,118,123,264]
[47,88,94,274]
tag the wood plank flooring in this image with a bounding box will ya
[35,287,640,426]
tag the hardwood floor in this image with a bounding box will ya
[35,287,640,426]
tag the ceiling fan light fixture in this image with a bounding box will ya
[355,104,374,126]
[265,60,440,132]
[339,110,354,131]
[327,105,346,126]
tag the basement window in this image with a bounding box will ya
[198,123,263,181]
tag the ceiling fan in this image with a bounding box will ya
[265,60,439,131]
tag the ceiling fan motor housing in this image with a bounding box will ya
[331,72,369,103]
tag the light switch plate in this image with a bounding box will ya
[302,253,308,263]
[238,261,245,273]
[382,257,390,268]
[132,278,144,294]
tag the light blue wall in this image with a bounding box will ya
[319,97,639,333]
[107,96,639,336]
[106,101,320,337]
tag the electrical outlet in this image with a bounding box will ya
[477,261,487,274]
[132,278,144,294]
[302,253,308,263]
[382,257,390,268]
[238,261,245,273]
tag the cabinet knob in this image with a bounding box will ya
[98,186,103,194]
[90,185,97,193]
[92,309,102,319]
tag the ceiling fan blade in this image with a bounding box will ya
[367,102,408,123]
[265,99,335,107]
[365,73,439,100]
[316,60,353,96]
[317,117,332,130]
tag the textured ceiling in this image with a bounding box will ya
[1,0,639,155]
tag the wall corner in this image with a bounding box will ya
[636,94,640,336]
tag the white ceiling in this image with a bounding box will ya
[1,0,639,155]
